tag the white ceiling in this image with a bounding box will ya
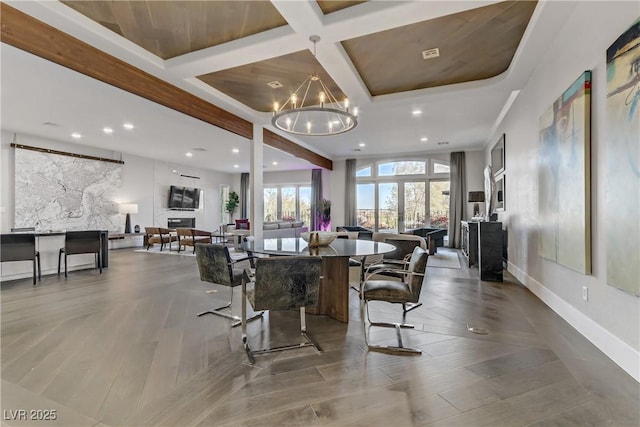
[0,1,577,173]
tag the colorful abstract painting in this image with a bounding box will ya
[606,18,640,296]
[538,71,592,274]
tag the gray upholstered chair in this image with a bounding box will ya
[356,233,427,303]
[58,230,102,278]
[241,256,323,364]
[1,233,41,285]
[194,243,262,327]
[360,246,428,355]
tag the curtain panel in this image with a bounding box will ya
[311,169,323,231]
[345,159,357,226]
[448,152,466,248]
[240,172,249,219]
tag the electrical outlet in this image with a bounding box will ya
[582,286,589,302]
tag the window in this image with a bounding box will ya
[263,184,310,224]
[355,157,450,232]
[264,188,278,222]
[378,161,426,176]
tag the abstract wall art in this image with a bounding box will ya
[538,71,592,274]
[605,18,640,296]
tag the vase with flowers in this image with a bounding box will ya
[319,199,331,231]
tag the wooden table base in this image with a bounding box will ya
[307,256,350,323]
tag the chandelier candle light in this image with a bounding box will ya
[271,35,358,136]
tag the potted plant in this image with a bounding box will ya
[225,191,239,221]
[319,198,331,231]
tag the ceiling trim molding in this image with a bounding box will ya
[0,3,253,140]
[263,130,333,171]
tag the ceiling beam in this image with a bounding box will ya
[263,130,333,171]
[0,3,253,139]
[2,3,334,170]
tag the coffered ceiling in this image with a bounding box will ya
[1,0,577,172]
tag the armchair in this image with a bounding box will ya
[360,246,428,354]
[145,227,178,251]
[194,244,262,327]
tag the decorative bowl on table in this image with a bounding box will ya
[300,231,338,246]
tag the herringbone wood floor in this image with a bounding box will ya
[1,248,638,426]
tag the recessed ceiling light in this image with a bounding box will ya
[420,137,428,142]
[185,152,193,157]
[358,143,366,147]
[412,110,422,116]
[123,123,134,130]
[272,161,278,166]
[171,169,178,174]
[233,164,239,168]
[103,127,113,134]
[232,148,239,154]
[71,132,82,139]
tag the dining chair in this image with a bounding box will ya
[357,233,426,311]
[194,243,262,327]
[241,255,323,365]
[360,246,428,355]
[58,230,102,278]
[1,233,41,285]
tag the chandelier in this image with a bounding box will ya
[271,35,358,136]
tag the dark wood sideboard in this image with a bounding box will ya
[461,221,503,282]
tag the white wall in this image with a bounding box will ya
[264,170,311,185]
[0,131,237,233]
[487,2,639,380]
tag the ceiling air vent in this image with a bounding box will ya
[192,147,207,152]
[267,81,283,89]
[352,148,362,152]
[437,141,449,146]
[42,121,60,127]
[422,48,440,60]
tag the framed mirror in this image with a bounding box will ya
[491,134,505,176]
[495,175,505,211]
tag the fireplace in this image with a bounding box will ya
[168,218,195,228]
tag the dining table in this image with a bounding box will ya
[242,237,396,323]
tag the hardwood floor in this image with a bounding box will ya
[1,248,638,426]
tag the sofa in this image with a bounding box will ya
[336,226,373,240]
[226,221,308,239]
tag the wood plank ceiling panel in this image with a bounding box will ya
[341,0,538,96]
[198,50,346,113]
[316,1,367,15]
[61,1,288,59]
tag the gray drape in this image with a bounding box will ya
[240,172,249,219]
[345,159,357,226]
[448,152,466,248]
[311,169,322,231]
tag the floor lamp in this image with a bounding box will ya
[119,203,138,234]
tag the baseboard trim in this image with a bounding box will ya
[507,261,639,382]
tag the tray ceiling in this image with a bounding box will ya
[62,1,536,101]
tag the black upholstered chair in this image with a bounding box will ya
[194,243,262,327]
[241,256,323,364]
[360,246,428,355]
[58,230,102,278]
[1,233,41,285]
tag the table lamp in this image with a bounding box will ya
[119,203,138,233]
[467,191,485,218]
